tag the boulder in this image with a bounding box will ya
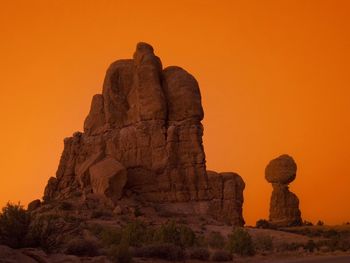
[265,154,297,185]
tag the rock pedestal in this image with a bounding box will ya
[265,154,302,227]
[42,42,245,225]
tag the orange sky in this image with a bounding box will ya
[0,0,349,225]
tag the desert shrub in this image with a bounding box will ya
[109,242,132,263]
[100,227,123,247]
[27,213,80,252]
[323,229,339,238]
[65,238,99,256]
[178,224,196,247]
[59,201,73,210]
[153,220,195,248]
[304,239,316,252]
[210,250,233,261]
[319,237,350,252]
[208,231,225,249]
[227,227,255,256]
[255,219,273,229]
[0,202,30,248]
[188,247,210,260]
[133,243,184,261]
[277,242,304,252]
[122,220,154,247]
[194,234,208,247]
[303,220,313,226]
[254,234,273,252]
[316,220,324,226]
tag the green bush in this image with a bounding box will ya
[227,227,255,256]
[153,220,195,248]
[122,221,154,247]
[0,202,30,248]
[99,227,123,247]
[208,231,225,249]
[65,238,99,256]
[210,250,233,261]
[194,234,208,247]
[178,224,196,247]
[188,247,210,260]
[254,234,273,252]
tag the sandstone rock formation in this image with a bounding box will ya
[43,42,245,225]
[265,154,302,227]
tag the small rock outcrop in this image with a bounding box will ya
[27,199,41,211]
[42,42,245,225]
[265,154,302,227]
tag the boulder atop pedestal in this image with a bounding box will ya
[265,154,302,227]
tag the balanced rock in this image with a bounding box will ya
[43,42,245,225]
[265,154,302,226]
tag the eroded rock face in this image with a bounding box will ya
[43,42,245,225]
[265,154,302,226]
[89,157,127,202]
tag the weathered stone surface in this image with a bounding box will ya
[84,94,106,135]
[42,42,245,225]
[162,66,204,121]
[43,177,58,202]
[269,184,302,226]
[89,158,127,202]
[207,171,245,225]
[265,154,302,227]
